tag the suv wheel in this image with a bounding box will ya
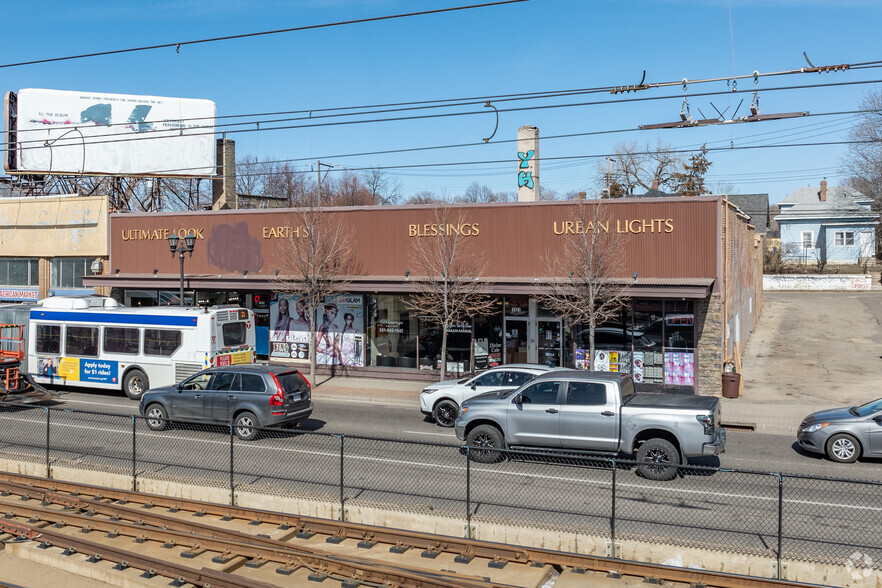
[144,404,168,431]
[432,400,458,428]
[234,411,260,441]
[466,425,505,463]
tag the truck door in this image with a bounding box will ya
[558,381,619,451]
[507,380,562,448]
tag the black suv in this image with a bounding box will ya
[139,364,313,440]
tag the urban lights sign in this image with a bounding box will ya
[552,218,675,235]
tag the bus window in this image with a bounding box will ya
[66,326,99,357]
[144,329,182,356]
[222,322,247,347]
[104,327,140,354]
[36,324,61,354]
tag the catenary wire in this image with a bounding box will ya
[0,1,531,69]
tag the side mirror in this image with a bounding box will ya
[470,382,477,390]
[873,416,882,425]
[513,394,522,405]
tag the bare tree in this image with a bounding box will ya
[406,205,495,381]
[598,140,684,196]
[404,190,443,205]
[272,203,356,382]
[844,89,882,257]
[362,167,401,205]
[537,200,629,365]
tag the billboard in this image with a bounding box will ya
[5,88,216,177]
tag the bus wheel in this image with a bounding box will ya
[124,369,148,400]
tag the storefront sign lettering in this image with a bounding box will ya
[552,219,674,235]
[262,226,310,239]
[408,223,480,237]
[121,228,204,241]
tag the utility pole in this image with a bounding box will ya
[316,160,334,207]
[605,156,616,198]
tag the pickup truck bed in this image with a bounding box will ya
[624,393,718,410]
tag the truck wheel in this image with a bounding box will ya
[234,411,260,441]
[636,438,680,481]
[432,400,459,428]
[144,404,168,431]
[826,433,860,463]
[466,425,505,464]
[123,369,148,400]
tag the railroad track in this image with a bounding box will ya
[0,471,824,588]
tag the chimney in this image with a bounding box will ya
[213,138,238,210]
[517,125,539,202]
[820,179,827,202]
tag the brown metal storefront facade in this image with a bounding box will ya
[86,197,758,395]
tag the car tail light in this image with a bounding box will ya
[696,414,714,436]
[269,374,285,407]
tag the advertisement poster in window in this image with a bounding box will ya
[316,295,364,367]
[270,295,312,360]
[664,352,695,386]
[633,351,645,382]
[593,350,610,371]
[574,348,587,370]
[474,337,489,370]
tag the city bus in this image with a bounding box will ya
[27,296,256,399]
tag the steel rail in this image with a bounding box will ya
[0,472,827,588]
[0,494,513,588]
[0,518,277,588]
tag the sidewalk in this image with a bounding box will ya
[308,291,882,437]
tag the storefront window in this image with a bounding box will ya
[632,301,665,384]
[419,320,472,374]
[0,258,38,286]
[473,299,503,369]
[367,295,418,368]
[51,257,95,288]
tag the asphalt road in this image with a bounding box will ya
[39,388,882,480]
[1,389,880,570]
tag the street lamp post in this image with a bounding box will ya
[167,232,197,307]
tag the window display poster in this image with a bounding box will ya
[474,338,489,370]
[270,294,311,360]
[664,352,695,386]
[574,348,587,370]
[593,350,610,371]
[633,351,645,382]
[316,295,365,367]
[588,349,631,374]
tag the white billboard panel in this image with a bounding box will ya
[9,89,216,177]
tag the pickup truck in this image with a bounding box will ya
[454,370,726,480]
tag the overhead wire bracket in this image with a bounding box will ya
[610,70,649,94]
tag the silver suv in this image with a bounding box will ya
[139,364,313,440]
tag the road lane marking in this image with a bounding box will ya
[403,430,456,437]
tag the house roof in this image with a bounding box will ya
[774,184,877,222]
[724,194,770,233]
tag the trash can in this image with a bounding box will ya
[721,372,741,399]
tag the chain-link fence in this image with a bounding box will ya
[1,400,879,573]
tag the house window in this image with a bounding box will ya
[800,231,814,250]
[834,231,855,247]
[50,257,95,288]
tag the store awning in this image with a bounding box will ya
[84,274,716,299]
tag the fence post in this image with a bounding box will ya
[44,407,50,478]
[333,434,344,521]
[610,458,617,551]
[775,473,784,579]
[229,426,235,506]
[465,446,472,535]
[131,416,137,491]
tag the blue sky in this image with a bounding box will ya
[3,0,881,203]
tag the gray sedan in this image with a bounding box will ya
[797,398,882,463]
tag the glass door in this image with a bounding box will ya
[504,318,529,364]
[537,319,562,367]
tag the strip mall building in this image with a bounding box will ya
[85,196,762,396]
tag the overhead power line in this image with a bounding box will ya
[5,78,881,155]
[0,1,530,69]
